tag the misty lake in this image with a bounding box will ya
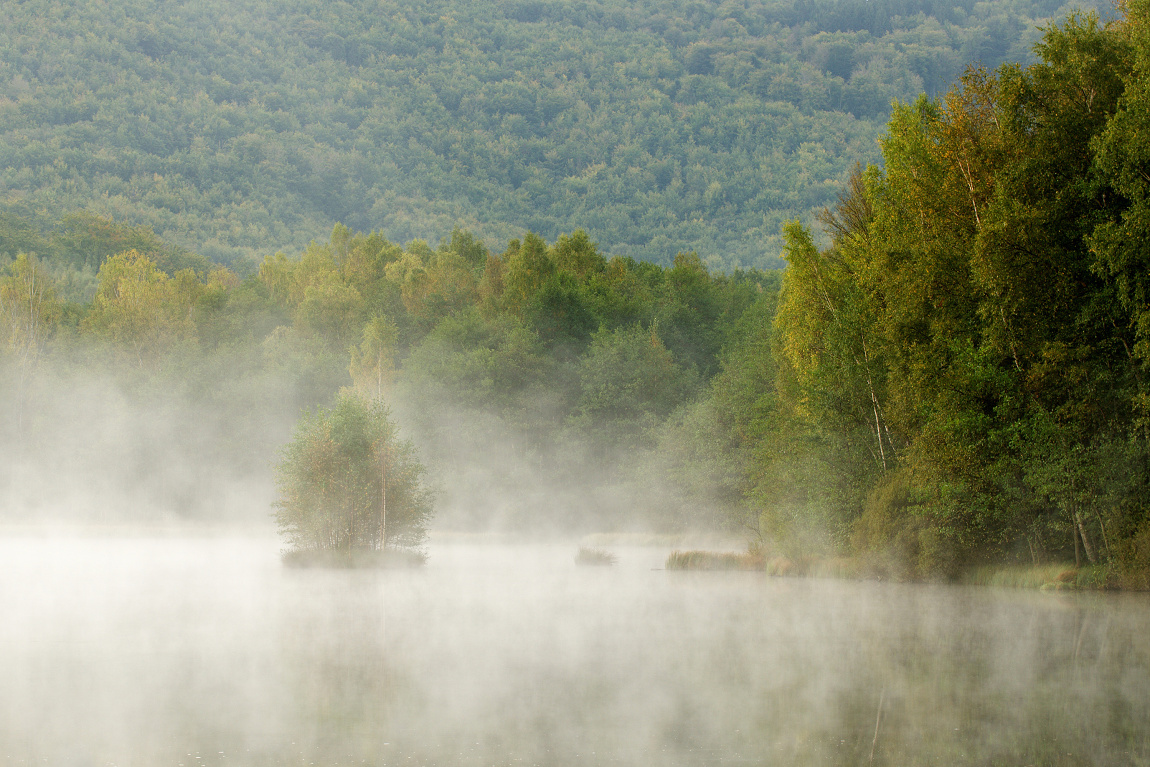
[1,535,1148,767]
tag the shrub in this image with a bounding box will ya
[274,391,433,559]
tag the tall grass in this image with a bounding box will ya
[665,550,764,571]
[574,546,617,566]
[806,557,863,579]
[962,563,1115,590]
[663,549,1128,590]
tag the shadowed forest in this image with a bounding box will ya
[3,0,1150,586]
[0,0,1096,269]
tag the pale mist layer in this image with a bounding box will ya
[3,366,1147,765]
[0,359,734,536]
[2,537,1147,766]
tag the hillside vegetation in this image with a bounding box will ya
[0,212,776,531]
[0,0,1089,269]
[3,2,1150,586]
[726,5,1150,584]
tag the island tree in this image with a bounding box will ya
[274,391,433,558]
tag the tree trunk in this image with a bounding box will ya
[857,343,888,473]
[1096,512,1111,557]
[379,447,388,551]
[1073,522,1081,568]
[1075,510,1097,565]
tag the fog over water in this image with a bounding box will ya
[2,535,1148,766]
[1,365,1147,765]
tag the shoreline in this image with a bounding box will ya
[664,549,1144,591]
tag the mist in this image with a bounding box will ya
[0,346,732,538]
[2,535,1147,765]
[1,361,293,530]
[2,352,1149,765]
[5,0,1150,757]
[1,207,1146,765]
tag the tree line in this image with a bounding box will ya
[722,4,1150,583]
[3,2,1149,583]
[0,0,1089,270]
[0,208,776,533]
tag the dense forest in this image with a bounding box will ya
[0,212,775,532]
[747,3,1150,583]
[3,1,1150,586]
[0,0,1094,270]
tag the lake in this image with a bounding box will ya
[1,535,1147,766]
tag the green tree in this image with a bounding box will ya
[349,314,400,399]
[274,391,433,554]
[0,253,61,436]
[657,252,724,376]
[501,233,555,313]
[573,323,699,447]
[295,275,365,346]
[553,230,607,280]
[525,272,597,351]
[401,309,551,416]
[0,253,60,368]
[83,249,197,368]
[1091,0,1150,377]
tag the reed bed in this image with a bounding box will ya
[665,550,764,571]
[962,563,1115,590]
[662,548,1125,589]
[804,557,864,579]
[664,552,872,578]
[574,546,617,566]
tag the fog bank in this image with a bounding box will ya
[2,536,1147,766]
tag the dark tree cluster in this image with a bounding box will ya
[715,5,1150,584]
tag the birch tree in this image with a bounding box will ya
[274,392,433,555]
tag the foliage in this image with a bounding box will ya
[8,1,1150,583]
[0,0,1089,269]
[573,323,699,446]
[710,6,1150,583]
[1,207,782,533]
[0,253,61,365]
[349,314,399,399]
[82,249,199,369]
[1090,0,1150,376]
[274,391,433,554]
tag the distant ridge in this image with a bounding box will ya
[0,0,1090,268]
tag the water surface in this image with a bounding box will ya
[1,536,1147,766]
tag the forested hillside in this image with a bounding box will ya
[0,0,1089,269]
[3,1,1149,585]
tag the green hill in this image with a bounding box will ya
[0,0,1093,269]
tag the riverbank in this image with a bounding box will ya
[961,563,1119,590]
[664,549,1144,591]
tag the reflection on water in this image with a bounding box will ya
[0,536,1147,766]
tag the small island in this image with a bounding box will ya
[274,391,433,568]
